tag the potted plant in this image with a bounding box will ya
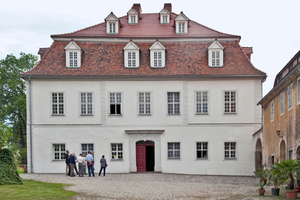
[269,165,284,195]
[272,159,300,199]
[257,181,265,196]
[254,164,270,185]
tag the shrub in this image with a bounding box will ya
[0,148,22,185]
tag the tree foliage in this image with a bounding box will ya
[0,122,12,148]
[0,148,22,185]
[0,53,38,150]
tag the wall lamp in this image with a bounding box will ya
[277,130,283,139]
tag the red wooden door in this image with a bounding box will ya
[136,145,146,171]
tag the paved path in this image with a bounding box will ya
[20,173,282,200]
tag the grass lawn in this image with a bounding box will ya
[0,180,78,200]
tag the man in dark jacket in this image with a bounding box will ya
[65,150,69,176]
[69,153,76,177]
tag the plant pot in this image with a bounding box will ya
[271,188,280,195]
[294,186,300,193]
[260,178,267,185]
[286,190,298,199]
[259,189,265,196]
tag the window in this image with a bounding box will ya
[81,144,93,157]
[69,52,78,67]
[52,92,64,115]
[212,51,220,67]
[139,92,151,115]
[128,52,136,67]
[149,41,166,68]
[168,142,180,159]
[289,150,293,159]
[271,100,274,121]
[197,142,208,159]
[271,155,275,165]
[224,91,236,113]
[65,41,81,68]
[109,22,116,33]
[154,52,162,67]
[162,16,168,23]
[111,143,123,160]
[196,91,208,114]
[178,22,185,33]
[53,144,65,160]
[280,92,285,115]
[130,16,136,24]
[81,93,92,115]
[110,93,121,115]
[224,142,236,159]
[297,79,300,103]
[288,84,293,109]
[168,92,180,115]
[159,9,170,24]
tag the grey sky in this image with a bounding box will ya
[1,0,300,95]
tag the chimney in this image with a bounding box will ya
[242,47,253,60]
[38,47,49,59]
[164,3,172,12]
[132,3,142,18]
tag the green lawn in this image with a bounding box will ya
[0,180,78,200]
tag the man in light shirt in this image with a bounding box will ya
[77,153,84,177]
[86,151,94,177]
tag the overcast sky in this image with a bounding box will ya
[1,0,300,95]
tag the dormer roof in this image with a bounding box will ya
[123,41,140,50]
[159,8,170,15]
[149,41,166,50]
[105,12,119,22]
[64,40,81,50]
[175,12,189,21]
[208,40,224,50]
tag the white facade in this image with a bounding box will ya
[26,78,262,175]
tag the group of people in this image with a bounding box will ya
[65,150,107,177]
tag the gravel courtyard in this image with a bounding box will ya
[20,173,284,200]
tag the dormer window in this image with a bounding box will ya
[159,9,170,24]
[65,41,81,68]
[175,12,188,34]
[123,41,140,68]
[105,12,119,34]
[208,40,224,67]
[150,41,166,68]
[127,8,139,25]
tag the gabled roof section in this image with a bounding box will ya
[159,8,170,15]
[64,40,81,50]
[105,12,118,22]
[208,40,224,49]
[149,41,165,50]
[175,12,189,21]
[127,8,138,15]
[123,41,140,50]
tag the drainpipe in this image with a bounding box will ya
[29,76,33,173]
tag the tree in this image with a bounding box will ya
[0,122,12,148]
[0,53,38,151]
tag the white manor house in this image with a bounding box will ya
[22,3,266,175]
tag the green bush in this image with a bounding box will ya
[0,148,22,185]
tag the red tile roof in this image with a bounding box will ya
[22,41,266,77]
[51,13,240,39]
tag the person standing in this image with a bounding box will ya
[99,155,107,176]
[69,153,76,177]
[82,153,87,175]
[65,150,70,176]
[86,151,94,177]
[77,153,84,177]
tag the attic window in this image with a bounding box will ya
[150,41,166,68]
[175,12,188,34]
[105,12,119,34]
[123,41,140,68]
[109,22,116,33]
[130,16,136,24]
[127,8,139,25]
[178,22,185,33]
[65,41,81,68]
[208,41,224,67]
[159,8,170,24]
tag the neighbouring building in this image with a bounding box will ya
[257,51,300,167]
[22,3,266,175]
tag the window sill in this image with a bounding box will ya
[224,158,237,160]
[66,67,80,69]
[80,114,93,116]
[167,114,180,116]
[209,66,223,68]
[196,158,209,160]
[151,66,165,68]
[52,159,65,161]
[223,112,237,115]
[109,114,122,116]
[51,114,65,116]
[167,158,180,160]
[138,114,151,116]
[196,113,209,115]
[110,159,123,161]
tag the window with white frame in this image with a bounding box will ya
[208,41,224,67]
[168,142,180,159]
[81,93,92,115]
[109,22,116,33]
[212,51,220,67]
[271,100,274,121]
[162,16,168,23]
[110,93,121,115]
[130,16,136,24]
[128,52,137,67]
[69,52,78,67]
[197,142,208,159]
[111,143,123,160]
[139,92,151,115]
[53,144,65,160]
[224,91,236,113]
[288,84,293,109]
[52,92,64,115]
[297,79,300,103]
[167,92,180,115]
[65,41,81,68]
[224,142,236,159]
[196,91,208,114]
[154,52,162,67]
[81,144,94,157]
[159,9,170,24]
[149,41,166,68]
[178,22,185,33]
[280,92,285,115]
[175,13,188,34]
